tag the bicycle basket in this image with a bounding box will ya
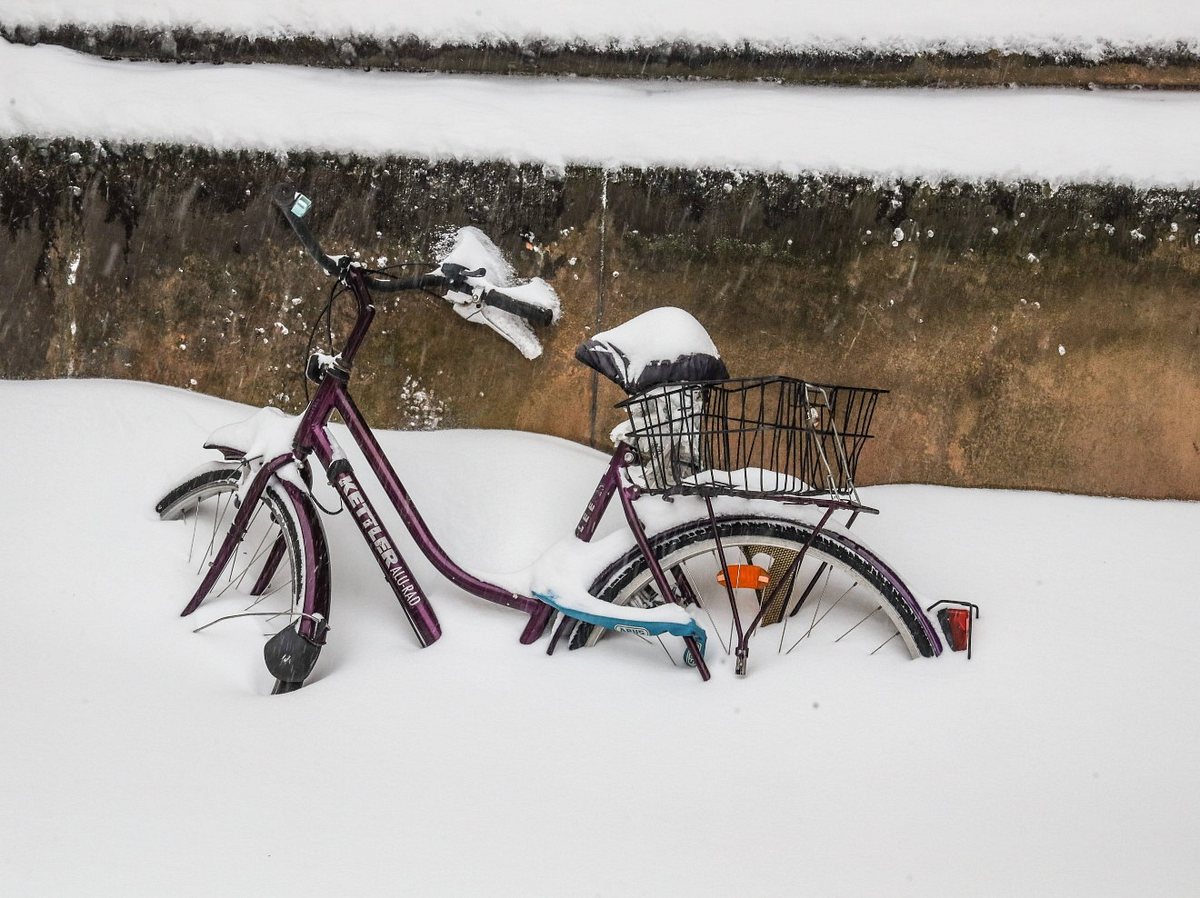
[618,376,886,501]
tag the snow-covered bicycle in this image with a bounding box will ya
[156,185,945,693]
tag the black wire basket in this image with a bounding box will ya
[618,376,886,500]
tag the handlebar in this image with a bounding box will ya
[479,288,554,327]
[271,183,552,326]
[271,183,340,277]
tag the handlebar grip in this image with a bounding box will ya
[362,273,448,293]
[272,183,339,277]
[480,289,554,327]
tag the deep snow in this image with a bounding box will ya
[5,1,1200,59]
[2,377,1199,895]
[5,41,1200,187]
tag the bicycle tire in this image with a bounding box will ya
[156,461,330,693]
[573,514,939,664]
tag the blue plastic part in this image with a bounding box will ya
[533,590,707,660]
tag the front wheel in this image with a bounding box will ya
[573,514,940,668]
[156,461,331,693]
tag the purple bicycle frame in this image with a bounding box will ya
[179,266,938,677]
[180,267,567,648]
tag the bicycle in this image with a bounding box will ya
[155,184,944,693]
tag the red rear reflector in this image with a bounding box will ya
[938,607,971,652]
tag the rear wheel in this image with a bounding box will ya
[573,515,938,670]
[156,462,326,693]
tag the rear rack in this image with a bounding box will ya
[618,376,886,506]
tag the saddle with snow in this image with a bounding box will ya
[574,306,728,395]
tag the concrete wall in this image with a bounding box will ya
[7,25,1200,88]
[3,137,1199,497]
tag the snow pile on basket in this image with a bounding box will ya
[682,467,808,494]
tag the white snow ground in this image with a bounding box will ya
[2,377,1199,895]
[5,41,1200,187]
[5,1,1200,59]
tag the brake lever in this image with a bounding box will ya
[439,263,487,293]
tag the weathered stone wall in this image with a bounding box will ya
[6,25,1200,89]
[3,137,1200,498]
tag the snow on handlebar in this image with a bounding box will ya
[435,226,561,360]
[272,185,561,359]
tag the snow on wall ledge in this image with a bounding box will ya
[10,26,1200,92]
[3,42,1200,190]
[5,0,1200,60]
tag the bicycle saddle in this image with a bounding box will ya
[575,306,728,395]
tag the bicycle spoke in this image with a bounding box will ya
[219,535,288,602]
[654,635,678,666]
[703,601,732,655]
[785,582,857,654]
[628,629,676,667]
[198,490,232,574]
[801,579,828,645]
[811,582,857,634]
[227,510,274,591]
[697,551,732,655]
[834,606,882,643]
[186,502,200,564]
[246,576,293,610]
[778,562,831,653]
[870,632,900,655]
[204,497,283,602]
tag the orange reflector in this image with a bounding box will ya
[716,564,770,589]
